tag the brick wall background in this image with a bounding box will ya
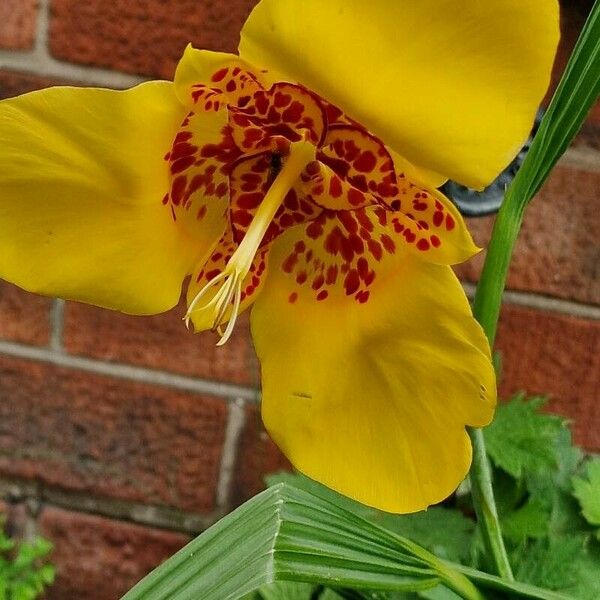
[0,1,598,599]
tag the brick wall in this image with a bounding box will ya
[0,1,598,599]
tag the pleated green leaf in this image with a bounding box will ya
[121,484,575,600]
[121,484,439,600]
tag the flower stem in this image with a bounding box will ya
[466,198,523,581]
[466,0,600,577]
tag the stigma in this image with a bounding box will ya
[185,138,316,345]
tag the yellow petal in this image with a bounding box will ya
[174,45,276,109]
[251,212,496,513]
[0,82,212,314]
[240,0,559,189]
[391,184,480,265]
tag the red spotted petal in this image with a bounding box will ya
[229,152,322,246]
[190,63,265,111]
[228,82,327,152]
[316,125,398,208]
[275,208,398,305]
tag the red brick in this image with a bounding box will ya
[495,304,600,451]
[0,69,75,100]
[231,403,291,506]
[64,298,260,386]
[49,0,259,79]
[0,356,228,513]
[38,506,188,600]
[0,0,37,50]
[456,165,600,306]
[0,282,51,346]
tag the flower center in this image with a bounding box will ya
[184,138,316,344]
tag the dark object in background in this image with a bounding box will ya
[444,111,544,217]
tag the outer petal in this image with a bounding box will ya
[251,217,496,513]
[240,0,559,189]
[0,82,206,314]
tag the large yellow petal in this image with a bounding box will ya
[0,82,212,314]
[240,0,559,189]
[251,215,495,513]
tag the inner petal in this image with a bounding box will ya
[229,151,322,246]
[163,109,239,241]
[275,208,396,305]
[228,82,327,153]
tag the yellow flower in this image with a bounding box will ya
[0,0,558,512]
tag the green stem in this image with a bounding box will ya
[466,197,524,581]
[466,0,600,579]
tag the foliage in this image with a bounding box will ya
[0,520,55,600]
[257,396,600,600]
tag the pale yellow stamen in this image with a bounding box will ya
[185,138,316,345]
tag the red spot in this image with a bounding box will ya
[338,212,358,234]
[430,235,441,248]
[197,205,207,221]
[282,101,304,123]
[170,156,195,175]
[357,257,369,280]
[274,92,292,107]
[205,269,221,280]
[211,67,229,82]
[170,175,187,206]
[226,79,237,93]
[356,290,370,304]
[282,253,298,273]
[367,239,383,261]
[433,211,444,227]
[289,292,298,304]
[329,176,343,198]
[232,210,253,227]
[294,240,306,253]
[161,193,169,205]
[326,265,338,284]
[417,239,431,251]
[380,234,396,254]
[354,150,377,173]
[348,188,365,206]
[446,214,456,231]
[237,192,263,209]
[316,290,329,301]
[215,182,228,198]
[306,217,324,240]
[296,271,308,284]
[312,273,325,290]
[344,270,361,295]
[403,230,417,244]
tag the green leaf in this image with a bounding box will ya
[525,428,586,538]
[484,395,565,478]
[267,473,474,562]
[121,484,441,600]
[258,581,316,600]
[501,500,549,544]
[512,536,586,591]
[121,483,569,600]
[572,458,600,537]
[484,395,564,479]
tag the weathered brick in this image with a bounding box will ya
[0,0,37,50]
[49,0,259,78]
[0,356,228,513]
[38,506,188,600]
[0,69,75,100]
[456,165,600,306]
[0,282,51,346]
[231,403,291,506]
[495,304,600,451]
[64,299,260,386]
